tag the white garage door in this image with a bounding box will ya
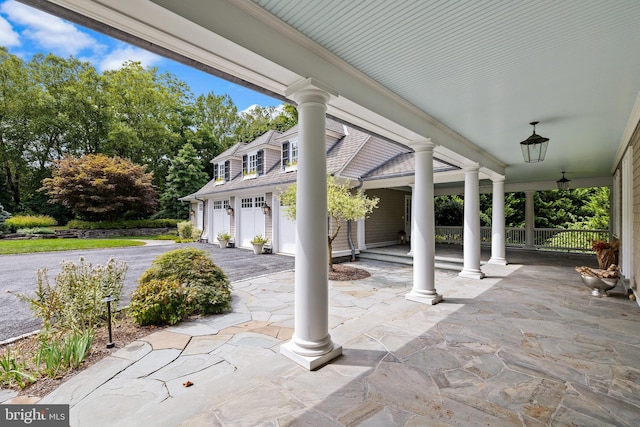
[240,196,266,248]
[278,203,296,255]
[209,200,230,243]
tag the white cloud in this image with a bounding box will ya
[0,15,19,46]
[0,0,99,56]
[240,103,285,117]
[97,45,162,71]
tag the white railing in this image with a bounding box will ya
[435,226,609,252]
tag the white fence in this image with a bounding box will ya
[435,226,609,252]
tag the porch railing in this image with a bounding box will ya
[435,226,609,252]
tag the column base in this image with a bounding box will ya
[280,341,342,370]
[406,290,443,305]
[488,257,508,265]
[459,269,486,279]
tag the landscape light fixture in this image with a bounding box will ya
[101,295,116,348]
[261,204,271,215]
[520,121,549,163]
[226,206,234,215]
[556,171,571,191]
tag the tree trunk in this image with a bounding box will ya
[3,158,20,206]
[328,223,341,272]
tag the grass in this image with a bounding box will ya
[0,238,146,255]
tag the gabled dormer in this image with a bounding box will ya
[278,119,346,173]
[213,159,230,185]
[211,143,242,185]
[241,149,264,179]
[237,130,282,180]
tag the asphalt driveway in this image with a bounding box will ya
[0,242,295,342]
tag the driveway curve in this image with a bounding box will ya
[0,242,295,342]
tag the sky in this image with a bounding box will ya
[0,0,282,111]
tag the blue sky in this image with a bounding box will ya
[0,0,281,111]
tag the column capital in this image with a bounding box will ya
[286,78,338,104]
[462,163,480,173]
[408,138,435,152]
[491,175,506,183]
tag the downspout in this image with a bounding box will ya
[347,177,364,262]
[194,197,205,242]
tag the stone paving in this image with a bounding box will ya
[3,252,640,426]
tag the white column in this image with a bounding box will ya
[524,190,535,249]
[233,196,241,245]
[406,139,442,304]
[407,184,415,256]
[280,78,341,370]
[271,193,279,252]
[459,165,485,279]
[488,177,507,265]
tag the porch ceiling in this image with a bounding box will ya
[21,0,640,187]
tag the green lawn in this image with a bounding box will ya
[0,238,146,255]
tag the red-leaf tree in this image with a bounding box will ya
[40,154,157,221]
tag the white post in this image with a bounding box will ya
[271,193,279,253]
[280,79,341,370]
[406,139,442,304]
[459,165,485,279]
[488,177,508,265]
[233,196,241,246]
[525,190,535,249]
[407,184,415,256]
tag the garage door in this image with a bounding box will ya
[240,196,266,248]
[209,200,231,243]
[278,203,296,255]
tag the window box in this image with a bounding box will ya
[243,171,258,180]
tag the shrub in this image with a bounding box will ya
[12,257,127,331]
[129,279,192,326]
[66,218,179,230]
[130,248,231,326]
[0,203,10,233]
[177,221,200,240]
[6,215,56,229]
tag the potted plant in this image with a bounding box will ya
[217,231,231,248]
[250,234,268,255]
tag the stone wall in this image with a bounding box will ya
[55,228,174,239]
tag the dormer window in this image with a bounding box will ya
[213,160,230,184]
[282,140,298,171]
[243,150,264,179]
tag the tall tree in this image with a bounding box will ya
[234,104,298,143]
[159,143,209,219]
[103,61,192,190]
[191,92,240,171]
[0,48,30,209]
[279,175,379,271]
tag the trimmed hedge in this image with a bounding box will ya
[66,218,179,230]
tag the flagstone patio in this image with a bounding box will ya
[11,249,640,426]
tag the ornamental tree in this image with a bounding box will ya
[40,154,157,221]
[279,175,379,271]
